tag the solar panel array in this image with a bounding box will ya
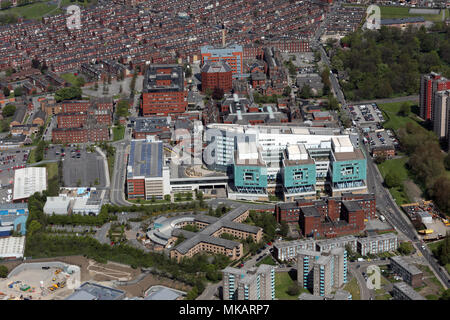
[128,140,163,178]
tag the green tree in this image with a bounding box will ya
[164,194,171,202]
[287,283,300,296]
[398,103,410,116]
[0,265,8,278]
[283,86,291,97]
[27,220,42,236]
[0,0,12,9]
[13,86,23,97]
[185,286,199,300]
[2,103,16,117]
[327,94,339,110]
[444,153,450,171]
[299,84,311,99]
[76,77,85,88]
[440,289,450,301]
[397,242,414,255]
[2,87,10,97]
[55,87,82,102]
[384,171,402,189]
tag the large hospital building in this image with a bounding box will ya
[204,124,367,200]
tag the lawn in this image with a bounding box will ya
[377,157,411,205]
[113,125,125,141]
[60,73,82,86]
[275,272,308,300]
[27,148,37,164]
[427,240,450,274]
[107,150,115,181]
[255,255,277,267]
[60,0,96,8]
[379,6,444,22]
[377,101,422,132]
[45,162,58,180]
[0,2,58,20]
[343,277,361,300]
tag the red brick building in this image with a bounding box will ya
[420,72,450,121]
[201,61,232,94]
[276,193,375,238]
[61,100,91,113]
[57,113,88,128]
[52,126,109,144]
[141,64,187,117]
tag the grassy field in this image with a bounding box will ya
[343,276,360,300]
[0,2,58,20]
[416,264,446,299]
[380,6,444,22]
[113,126,125,142]
[27,148,37,164]
[377,101,422,132]
[428,240,450,274]
[45,162,58,180]
[377,157,411,205]
[255,255,277,267]
[275,272,309,300]
[60,73,81,86]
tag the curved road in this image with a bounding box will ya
[320,43,449,290]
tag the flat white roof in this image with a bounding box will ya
[13,167,47,201]
[290,127,310,135]
[331,136,354,153]
[43,196,72,214]
[0,236,25,259]
[287,144,308,160]
[237,142,258,160]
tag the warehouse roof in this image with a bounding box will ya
[0,236,25,259]
[66,282,125,300]
[43,196,72,215]
[13,167,47,201]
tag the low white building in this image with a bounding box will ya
[43,196,73,215]
[72,197,102,216]
[418,211,433,224]
[0,236,25,259]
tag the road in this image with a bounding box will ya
[319,42,449,291]
[347,95,419,105]
[109,140,130,207]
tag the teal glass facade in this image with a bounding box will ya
[331,159,366,184]
[234,165,268,188]
[283,164,316,188]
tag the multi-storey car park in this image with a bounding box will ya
[126,139,171,200]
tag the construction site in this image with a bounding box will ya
[0,264,79,300]
[401,200,450,241]
[0,256,190,300]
